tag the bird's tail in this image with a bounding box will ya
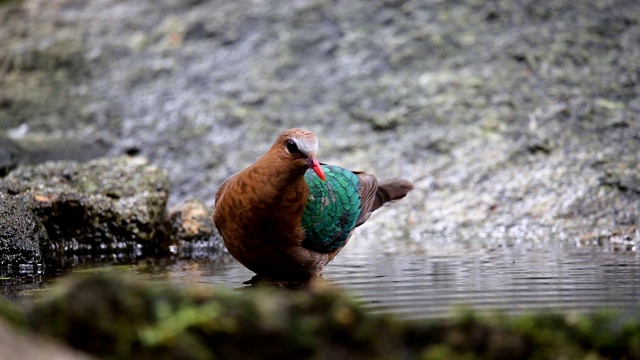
[372,179,414,211]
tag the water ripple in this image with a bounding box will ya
[143,244,640,320]
[319,246,640,319]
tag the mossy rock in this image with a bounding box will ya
[27,272,405,360]
[0,157,170,259]
[13,272,640,360]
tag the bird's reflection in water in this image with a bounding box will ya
[241,273,326,290]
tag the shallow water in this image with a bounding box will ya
[142,243,640,320]
[3,243,640,320]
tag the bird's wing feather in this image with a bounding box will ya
[301,165,362,253]
[353,171,378,227]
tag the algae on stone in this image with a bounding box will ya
[2,272,635,360]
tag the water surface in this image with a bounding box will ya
[3,242,639,320]
[151,244,640,320]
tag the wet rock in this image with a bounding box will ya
[577,225,639,252]
[165,200,217,243]
[0,157,170,258]
[164,200,224,257]
[0,192,46,273]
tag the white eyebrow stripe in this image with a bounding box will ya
[292,137,318,155]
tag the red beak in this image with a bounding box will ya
[306,157,326,181]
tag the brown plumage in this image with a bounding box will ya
[213,128,413,281]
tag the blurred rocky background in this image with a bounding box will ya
[2,0,638,257]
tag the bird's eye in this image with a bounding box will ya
[286,140,301,154]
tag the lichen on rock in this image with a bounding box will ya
[0,157,170,259]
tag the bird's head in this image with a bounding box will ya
[278,128,326,181]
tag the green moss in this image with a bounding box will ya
[2,272,635,359]
[0,296,25,328]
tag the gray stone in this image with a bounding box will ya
[0,192,46,271]
[165,200,224,257]
[0,157,170,256]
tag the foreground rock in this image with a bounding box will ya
[164,200,224,258]
[0,319,95,360]
[0,157,170,261]
[0,272,636,359]
[0,192,47,273]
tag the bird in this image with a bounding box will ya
[213,128,414,282]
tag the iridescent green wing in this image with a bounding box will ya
[301,165,362,252]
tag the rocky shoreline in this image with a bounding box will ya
[0,156,222,275]
[0,0,637,254]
